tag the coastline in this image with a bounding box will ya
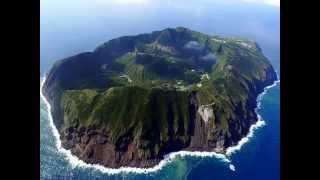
[40,76,280,174]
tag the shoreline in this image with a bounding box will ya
[40,76,280,174]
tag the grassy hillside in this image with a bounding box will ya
[43,27,277,164]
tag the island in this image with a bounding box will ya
[42,27,277,168]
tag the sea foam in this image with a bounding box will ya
[226,79,280,156]
[229,164,236,171]
[40,76,280,174]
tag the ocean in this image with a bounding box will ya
[40,77,280,180]
[40,1,280,179]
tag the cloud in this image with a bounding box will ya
[183,41,204,51]
[201,53,216,61]
[241,0,279,7]
[94,0,150,6]
[93,0,279,7]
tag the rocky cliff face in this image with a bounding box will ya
[43,27,277,168]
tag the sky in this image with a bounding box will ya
[40,0,280,73]
[90,0,280,7]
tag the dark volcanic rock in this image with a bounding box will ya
[43,27,277,168]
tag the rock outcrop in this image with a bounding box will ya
[43,27,277,168]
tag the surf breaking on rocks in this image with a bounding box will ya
[40,76,280,174]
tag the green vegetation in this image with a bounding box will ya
[44,27,277,158]
[61,86,191,145]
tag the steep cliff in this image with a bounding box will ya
[43,27,277,168]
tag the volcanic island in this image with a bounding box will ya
[43,27,277,168]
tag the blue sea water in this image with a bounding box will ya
[40,80,279,180]
[186,84,280,180]
[40,1,280,179]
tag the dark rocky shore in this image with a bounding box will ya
[43,27,277,168]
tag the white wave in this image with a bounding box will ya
[225,119,266,156]
[40,76,280,174]
[226,79,280,156]
[229,164,236,171]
